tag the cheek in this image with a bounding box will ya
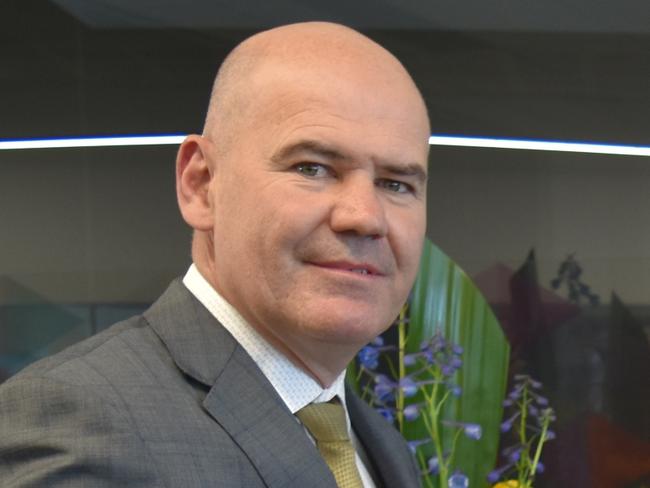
[390,212,426,273]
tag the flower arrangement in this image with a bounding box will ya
[487,375,556,487]
[348,239,512,486]
[354,306,482,487]
[354,312,555,488]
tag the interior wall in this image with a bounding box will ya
[427,147,650,305]
[1,144,648,306]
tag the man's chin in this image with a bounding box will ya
[302,312,394,346]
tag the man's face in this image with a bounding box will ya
[205,61,430,357]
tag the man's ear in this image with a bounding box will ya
[176,134,215,231]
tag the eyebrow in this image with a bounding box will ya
[381,163,428,184]
[271,140,345,164]
[272,139,427,183]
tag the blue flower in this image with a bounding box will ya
[441,420,482,441]
[403,353,419,366]
[398,377,418,397]
[448,472,469,488]
[535,395,549,406]
[450,356,462,368]
[407,437,431,454]
[358,345,380,370]
[486,464,510,483]
[448,384,462,397]
[508,448,521,463]
[404,404,420,421]
[486,470,500,483]
[373,375,395,401]
[463,423,482,440]
[441,364,455,377]
[500,411,520,432]
[427,456,440,475]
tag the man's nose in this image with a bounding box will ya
[329,177,388,238]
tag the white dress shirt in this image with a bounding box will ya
[183,264,377,488]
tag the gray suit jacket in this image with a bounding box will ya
[0,280,420,487]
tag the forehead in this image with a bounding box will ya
[238,59,430,164]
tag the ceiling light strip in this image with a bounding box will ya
[0,135,186,150]
[1,134,649,157]
[428,135,650,157]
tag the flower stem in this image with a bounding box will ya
[529,412,551,483]
[396,305,407,433]
[430,370,448,486]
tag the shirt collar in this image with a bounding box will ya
[182,264,347,413]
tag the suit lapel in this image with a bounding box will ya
[347,387,422,488]
[145,280,336,488]
[203,346,336,488]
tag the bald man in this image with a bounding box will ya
[0,23,429,487]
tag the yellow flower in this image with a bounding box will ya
[493,482,520,488]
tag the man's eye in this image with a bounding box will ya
[295,163,329,177]
[377,179,413,194]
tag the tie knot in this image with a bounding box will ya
[297,401,349,442]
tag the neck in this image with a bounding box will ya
[191,233,358,388]
[251,323,356,388]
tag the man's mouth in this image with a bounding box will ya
[310,261,381,276]
[351,268,370,275]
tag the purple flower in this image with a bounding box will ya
[407,437,431,453]
[370,336,384,347]
[427,456,440,474]
[403,404,420,421]
[373,374,395,401]
[358,345,380,370]
[463,423,482,440]
[486,470,500,483]
[486,463,510,483]
[535,395,549,406]
[536,461,545,473]
[441,364,455,377]
[507,448,521,463]
[500,412,520,432]
[399,377,419,397]
[448,472,469,488]
[403,353,419,366]
[508,387,523,400]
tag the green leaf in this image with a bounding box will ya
[406,239,510,487]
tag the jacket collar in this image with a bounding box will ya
[347,385,422,488]
[144,280,337,488]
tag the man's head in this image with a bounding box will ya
[176,22,430,385]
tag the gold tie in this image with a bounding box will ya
[297,401,364,488]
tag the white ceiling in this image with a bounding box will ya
[51,0,650,33]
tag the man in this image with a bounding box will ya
[0,22,430,487]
